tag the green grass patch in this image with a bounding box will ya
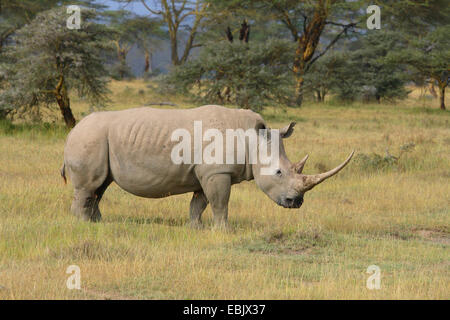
[0,119,68,140]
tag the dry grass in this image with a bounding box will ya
[0,80,449,299]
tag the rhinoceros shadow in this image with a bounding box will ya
[107,215,187,227]
[105,215,263,232]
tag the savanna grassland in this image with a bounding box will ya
[0,80,449,299]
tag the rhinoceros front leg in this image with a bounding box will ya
[201,174,231,228]
[189,190,208,228]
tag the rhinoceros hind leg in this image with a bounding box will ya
[189,190,208,228]
[71,189,100,222]
[71,176,112,222]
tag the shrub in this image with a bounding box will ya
[160,39,295,110]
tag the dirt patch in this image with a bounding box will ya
[240,229,330,256]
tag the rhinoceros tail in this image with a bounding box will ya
[61,163,67,185]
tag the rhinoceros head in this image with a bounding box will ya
[252,122,354,209]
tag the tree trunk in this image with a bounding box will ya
[376,94,381,104]
[170,34,180,66]
[292,38,306,106]
[239,20,250,43]
[55,83,76,128]
[118,50,127,79]
[439,83,446,110]
[114,41,130,80]
[144,49,152,74]
[429,82,438,98]
[290,2,329,107]
[293,67,305,106]
[321,90,326,102]
[316,90,321,102]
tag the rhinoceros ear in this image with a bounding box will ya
[280,122,296,139]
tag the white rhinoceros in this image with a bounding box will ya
[62,105,353,227]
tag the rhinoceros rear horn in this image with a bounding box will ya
[300,151,355,191]
[294,154,309,173]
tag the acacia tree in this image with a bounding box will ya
[210,0,365,106]
[0,7,113,127]
[263,0,365,106]
[127,0,209,66]
[125,16,165,75]
[351,30,408,103]
[389,26,449,110]
[104,10,137,79]
[376,0,450,110]
[0,0,60,52]
[163,38,295,110]
[305,34,409,104]
[0,0,102,52]
[304,52,345,102]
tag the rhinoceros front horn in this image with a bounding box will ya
[300,151,355,191]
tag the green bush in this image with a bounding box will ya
[160,39,295,110]
[354,153,398,172]
[354,143,416,172]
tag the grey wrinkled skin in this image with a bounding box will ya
[62,105,354,227]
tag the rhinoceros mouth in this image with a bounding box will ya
[279,196,303,209]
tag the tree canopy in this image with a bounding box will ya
[0,7,114,127]
[0,0,448,124]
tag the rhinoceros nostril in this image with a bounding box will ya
[285,196,303,208]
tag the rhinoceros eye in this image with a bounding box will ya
[275,169,282,176]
